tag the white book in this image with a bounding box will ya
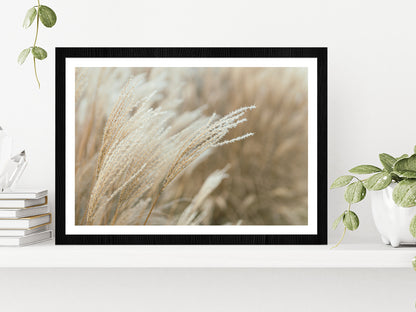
[0,197,47,208]
[0,213,51,229]
[0,225,48,236]
[0,231,52,246]
[0,205,49,219]
[0,189,47,199]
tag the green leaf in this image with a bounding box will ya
[394,170,416,179]
[349,165,382,174]
[332,212,345,230]
[344,181,366,204]
[17,48,31,65]
[394,154,416,171]
[31,47,47,60]
[413,257,416,271]
[393,154,416,179]
[39,5,57,28]
[364,171,392,191]
[414,146,416,155]
[379,153,396,172]
[330,176,354,189]
[23,7,37,28]
[410,215,416,238]
[343,211,359,231]
[392,179,416,208]
[397,154,409,161]
[391,172,402,182]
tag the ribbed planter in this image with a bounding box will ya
[370,184,416,247]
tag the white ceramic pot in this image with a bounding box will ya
[370,184,416,247]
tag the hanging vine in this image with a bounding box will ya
[18,1,57,88]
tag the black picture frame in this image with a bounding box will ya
[55,47,327,245]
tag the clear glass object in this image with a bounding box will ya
[0,127,27,192]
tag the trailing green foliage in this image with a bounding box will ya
[23,7,37,28]
[393,154,416,178]
[343,211,359,231]
[17,48,31,65]
[330,175,354,189]
[392,179,416,208]
[31,46,47,60]
[331,145,416,247]
[18,1,57,88]
[38,5,56,27]
[379,153,396,173]
[364,171,392,191]
[332,211,345,230]
[344,181,366,204]
[349,165,382,174]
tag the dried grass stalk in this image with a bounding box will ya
[76,69,254,225]
[75,67,308,226]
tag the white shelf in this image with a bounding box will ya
[0,241,415,268]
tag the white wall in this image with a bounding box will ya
[1,0,416,311]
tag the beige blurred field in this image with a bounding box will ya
[75,67,308,226]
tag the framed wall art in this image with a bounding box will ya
[55,47,327,244]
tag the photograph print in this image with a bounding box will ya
[56,48,327,244]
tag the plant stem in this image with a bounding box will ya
[33,58,40,88]
[33,0,41,88]
[143,183,168,225]
[110,191,125,225]
[331,226,346,249]
[143,193,161,225]
[331,203,351,249]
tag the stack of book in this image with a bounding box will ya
[0,189,52,246]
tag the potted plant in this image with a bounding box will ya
[331,145,416,247]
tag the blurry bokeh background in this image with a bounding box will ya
[75,67,308,225]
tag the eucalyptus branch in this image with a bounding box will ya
[18,1,57,88]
